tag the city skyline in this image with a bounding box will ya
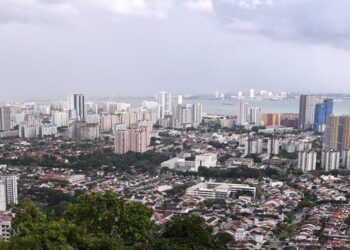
[2,1,350,100]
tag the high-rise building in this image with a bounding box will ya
[298,150,317,172]
[249,107,262,125]
[341,150,350,169]
[52,111,69,127]
[177,104,192,125]
[191,103,202,127]
[267,139,280,155]
[250,89,255,99]
[298,95,316,130]
[313,99,333,133]
[1,176,18,206]
[324,115,350,152]
[114,126,151,154]
[68,121,99,140]
[177,95,183,105]
[238,102,249,125]
[214,91,219,99]
[0,107,11,132]
[262,113,281,126]
[280,113,299,128]
[68,94,85,120]
[173,103,202,128]
[114,129,131,154]
[0,181,6,211]
[158,92,172,118]
[321,150,340,171]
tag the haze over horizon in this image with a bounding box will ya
[2,0,350,100]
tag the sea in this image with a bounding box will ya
[119,98,350,116]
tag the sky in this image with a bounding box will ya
[1,0,350,100]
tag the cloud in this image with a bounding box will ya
[0,0,78,25]
[184,0,214,13]
[214,0,350,45]
[89,0,174,19]
[235,0,273,9]
[0,0,174,27]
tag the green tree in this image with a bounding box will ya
[64,191,154,247]
[153,214,224,250]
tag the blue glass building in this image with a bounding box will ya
[314,99,333,132]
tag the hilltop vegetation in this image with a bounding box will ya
[1,191,225,250]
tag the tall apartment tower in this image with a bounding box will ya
[0,107,11,131]
[114,126,150,154]
[238,102,249,125]
[68,94,85,120]
[321,150,340,171]
[177,95,183,105]
[341,150,350,169]
[158,92,172,118]
[313,99,333,133]
[114,129,131,154]
[250,89,255,99]
[191,103,202,127]
[298,151,317,172]
[249,107,262,125]
[1,176,18,206]
[0,181,6,212]
[298,95,316,131]
[324,115,350,152]
[130,127,150,153]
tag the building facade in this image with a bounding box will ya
[298,95,316,130]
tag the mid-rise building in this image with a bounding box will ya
[0,212,12,240]
[186,182,256,199]
[298,95,316,130]
[195,153,217,169]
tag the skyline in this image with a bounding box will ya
[2,0,350,99]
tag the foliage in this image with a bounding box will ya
[215,232,234,245]
[70,150,170,173]
[1,149,170,174]
[5,192,222,250]
[204,199,226,208]
[152,214,225,250]
[297,189,317,209]
[208,141,227,149]
[22,187,74,217]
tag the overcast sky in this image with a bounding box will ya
[1,0,350,100]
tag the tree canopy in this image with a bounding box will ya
[2,191,224,250]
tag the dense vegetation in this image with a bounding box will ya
[0,150,170,174]
[1,191,225,250]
